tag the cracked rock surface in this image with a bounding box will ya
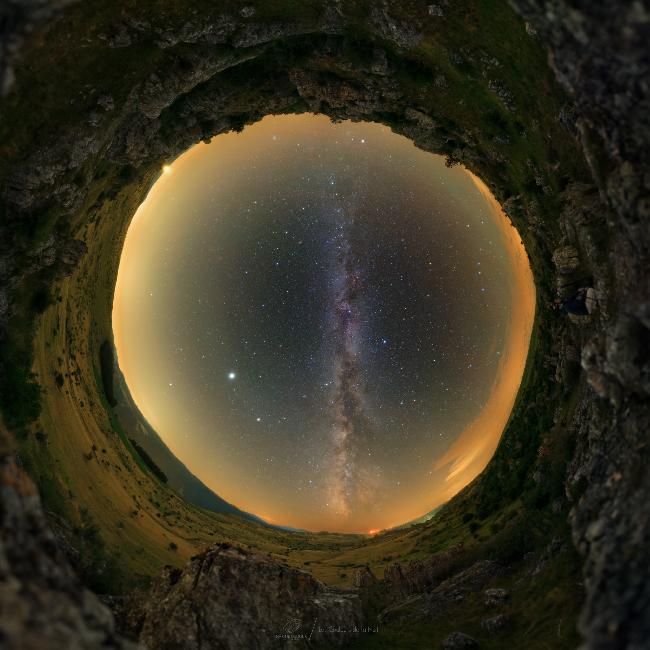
[509,2,650,646]
[131,544,363,649]
[0,455,138,650]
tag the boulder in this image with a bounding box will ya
[0,455,136,650]
[481,614,510,634]
[135,543,363,649]
[383,543,465,599]
[354,566,377,590]
[484,588,509,606]
[442,631,479,649]
[552,245,580,274]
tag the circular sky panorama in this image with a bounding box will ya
[113,114,535,533]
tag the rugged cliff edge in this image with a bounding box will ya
[130,544,363,649]
[0,455,136,649]
[509,3,650,647]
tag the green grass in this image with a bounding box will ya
[350,547,582,649]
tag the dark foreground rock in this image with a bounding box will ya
[441,631,479,649]
[0,455,137,650]
[383,543,465,600]
[509,2,650,647]
[380,560,506,624]
[481,614,510,634]
[423,561,506,618]
[131,543,363,650]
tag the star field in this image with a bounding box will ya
[113,114,533,532]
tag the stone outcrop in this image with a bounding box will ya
[131,543,363,649]
[380,560,506,625]
[353,566,377,590]
[508,2,650,646]
[422,561,506,618]
[441,631,479,649]
[383,543,465,599]
[0,455,137,650]
[484,587,508,607]
[552,245,580,275]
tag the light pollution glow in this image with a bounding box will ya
[112,114,535,533]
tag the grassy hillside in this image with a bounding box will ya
[111,352,265,522]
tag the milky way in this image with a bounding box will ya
[113,114,534,532]
[326,213,378,516]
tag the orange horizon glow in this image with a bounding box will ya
[426,173,536,505]
[112,115,536,534]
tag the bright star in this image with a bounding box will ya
[228,372,236,380]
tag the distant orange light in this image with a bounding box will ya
[368,528,380,536]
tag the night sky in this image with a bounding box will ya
[113,114,535,532]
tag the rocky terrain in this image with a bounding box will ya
[0,1,648,648]
[0,455,135,650]
[509,3,650,647]
[131,544,363,649]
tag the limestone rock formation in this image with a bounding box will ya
[508,2,650,645]
[422,562,506,618]
[383,543,465,599]
[379,559,506,626]
[0,455,137,650]
[353,566,377,590]
[441,631,479,649]
[552,245,580,275]
[132,543,363,649]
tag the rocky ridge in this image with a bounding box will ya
[509,2,650,646]
[130,544,363,649]
[0,455,136,650]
